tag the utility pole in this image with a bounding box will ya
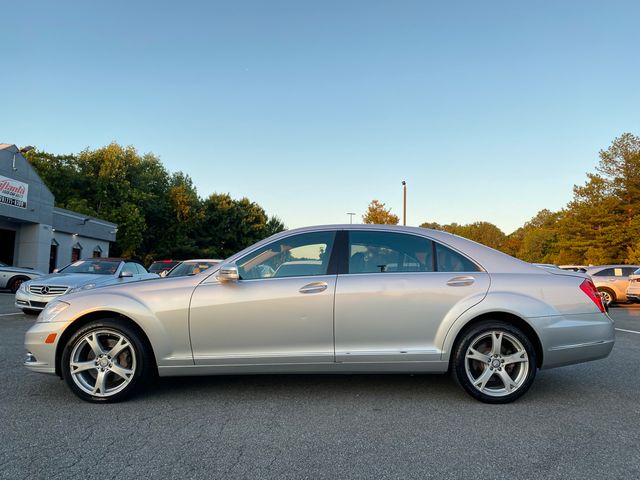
[402,181,407,226]
[346,212,356,224]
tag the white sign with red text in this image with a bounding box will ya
[0,175,29,209]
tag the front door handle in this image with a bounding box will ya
[447,276,475,287]
[299,282,328,294]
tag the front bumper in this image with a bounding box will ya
[535,312,615,369]
[24,320,71,375]
[15,290,63,311]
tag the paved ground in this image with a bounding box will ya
[1,293,639,479]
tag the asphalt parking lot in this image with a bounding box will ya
[1,294,639,480]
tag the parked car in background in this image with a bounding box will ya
[165,259,222,278]
[585,264,640,306]
[559,265,588,273]
[0,262,45,293]
[625,268,640,303]
[532,263,561,270]
[23,225,613,404]
[148,260,181,277]
[15,258,159,314]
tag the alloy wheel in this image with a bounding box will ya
[69,329,137,397]
[464,330,530,398]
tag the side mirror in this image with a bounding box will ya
[217,263,239,282]
[120,271,134,278]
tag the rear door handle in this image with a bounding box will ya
[447,276,475,287]
[299,282,328,294]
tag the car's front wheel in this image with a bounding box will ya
[61,320,152,402]
[452,321,537,404]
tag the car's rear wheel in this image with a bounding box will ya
[597,288,615,307]
[452,321,537,404]
[61,320,152,403]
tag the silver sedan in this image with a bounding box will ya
[24,225,614,404]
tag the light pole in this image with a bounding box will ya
[346,212,356,224]
[12,145,34,171]
[402,180,407,226]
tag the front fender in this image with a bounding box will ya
[56,284,194,368]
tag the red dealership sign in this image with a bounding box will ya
[0,175,29,209]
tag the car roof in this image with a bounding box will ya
[78,258,143,265]
[223,224,545,275]
[179,259,222,263]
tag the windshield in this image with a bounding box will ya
[59,260,120,275]
[167,261,220,277]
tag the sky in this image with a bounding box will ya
[2,1,639,234]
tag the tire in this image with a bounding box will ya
[452,321,537,404]
[597,288,616,307]
[22,309,40,316]
[61,319,153,403]
[8,276,28,294]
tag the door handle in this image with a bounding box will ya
[447,276,475,287]
[299,282,328,294]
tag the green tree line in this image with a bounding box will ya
[26,143,284,263]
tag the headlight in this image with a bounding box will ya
[18,281,29,293]
[38,301,70,323]
[68,283,97,294]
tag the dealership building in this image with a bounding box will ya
[0,144,117,273]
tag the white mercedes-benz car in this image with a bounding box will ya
[16,258,158,314]
[24,225,614,404]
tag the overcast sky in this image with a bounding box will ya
[2,1,639,233]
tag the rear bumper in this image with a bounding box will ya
[534,312,615,369]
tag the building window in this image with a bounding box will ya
[93,245,102,258]
[71,242,83,262]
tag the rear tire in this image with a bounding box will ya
[597,288,615,307]
[452,321,537,404]
[61,319,153,403]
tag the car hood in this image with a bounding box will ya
[28,273,115,288]
[2,266,45,276]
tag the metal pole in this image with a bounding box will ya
[347,212,356,224]
[402,181,406,226]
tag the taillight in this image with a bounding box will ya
[580,279,605,313]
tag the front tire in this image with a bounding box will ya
[8,276,28,293]
[452,321,537,404]
[61,320,152,403]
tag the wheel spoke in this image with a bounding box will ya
[86,333,105,357]
[107,337,131,359]
[490,332,503,356]
[473,366,494,392]
[70,360,97,374]
[466,347,490,364]
[503,350,527,365]
[92,370,108,395]
[496,368,518,392]
[110,363,133,381]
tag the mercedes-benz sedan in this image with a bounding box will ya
[23,225,614,404]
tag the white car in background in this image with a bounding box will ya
[625,267,640,303]
[0,262,45,293]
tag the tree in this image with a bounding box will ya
[420,221,506,250]
[25,143,284,261]
[362,200,399,225]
